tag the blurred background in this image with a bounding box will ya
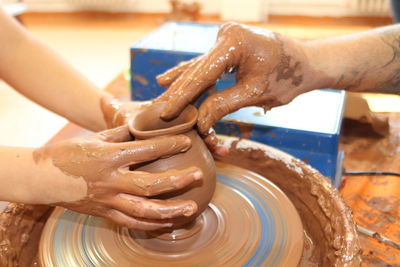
[0,0,398,148]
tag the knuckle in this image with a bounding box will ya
[135,178,157,196]
[220,22,242,36]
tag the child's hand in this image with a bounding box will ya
[34,125,203,230]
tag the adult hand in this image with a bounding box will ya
[33,126,203,230]
[156,22,312,135]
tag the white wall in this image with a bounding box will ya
[23,0,390,19]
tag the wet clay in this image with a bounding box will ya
[39,160,304,266]
[129,102,216,229]
[1,136,360,266]
[32,125,200,231]
[100,94,148,128]
[156,22,333,135]
[0,204,53,267]
[216,138,361,266]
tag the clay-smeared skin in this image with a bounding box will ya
[156,22,318,135]
[0,204,53,267]
[100,94,148,129]
[129,102,216,229]
[33,125,203,231]
[100,95,228,156]
[1,140,361,266]
[157,23,400,138]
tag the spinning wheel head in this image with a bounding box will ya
[39,162,304,266]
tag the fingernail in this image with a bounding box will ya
[160,111,170,120]
[194,170,203,181]
[182,204,196,216]
[180,136,191,151]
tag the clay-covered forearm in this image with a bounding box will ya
[304,24,400,94]
[0,9,108,131]
[0,146,87,204]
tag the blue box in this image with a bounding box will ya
[130,22,345,187]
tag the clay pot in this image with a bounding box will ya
[128,102,216,228]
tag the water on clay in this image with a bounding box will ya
[39,162,304,266]
[1,137,361,266]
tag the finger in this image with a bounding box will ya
[107,209,173,231]
[110,134,191,166]
[156,57,199,88]
[116,167,203,196]
[203,130,229,157]
[197,81,271,134]
[160,41,234,121]
[98,125,132,143]
[111,193,198,220]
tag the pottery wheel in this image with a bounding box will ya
[39,162,304,266]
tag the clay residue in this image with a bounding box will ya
[33,125,200,231]
[129,102,216,229]
[2,135,361,266]
[100,94,150,128]
[157,22,333,136]
[364,196,398,213]
[354,195,399,236]
[217,138,362,266]
[362,255,400,267]
[274,54,303,86]
[132,74,149,86]
[0,203,53,267]
[223,120,253,139]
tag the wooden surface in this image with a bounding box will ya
[340,115,400,266]
[43,74,399,266]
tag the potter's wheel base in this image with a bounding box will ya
[39,162,304,266]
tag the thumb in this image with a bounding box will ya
[98,125,133,143]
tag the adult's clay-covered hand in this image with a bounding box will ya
[33,126,203,230]
[157,22,400,137]
[156,22,315,135]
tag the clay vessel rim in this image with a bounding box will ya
[128,102,198,139]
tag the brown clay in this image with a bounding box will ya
[217,137,362,266]
[32,125,202,231]
[100,93,149,128]
[156,22,332,135]
[128,102,216,229]
[0,204,53,267]
[0,136,360,266]
[39,160,304,266]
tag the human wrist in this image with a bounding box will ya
[265,36,331,104]
[292,38,336,92]
[302,39,345,90]
[0,146,86,205]
[26,145,88,205]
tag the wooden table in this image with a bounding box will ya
[340,113,400,266]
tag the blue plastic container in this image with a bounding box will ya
[130,22,346,187]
